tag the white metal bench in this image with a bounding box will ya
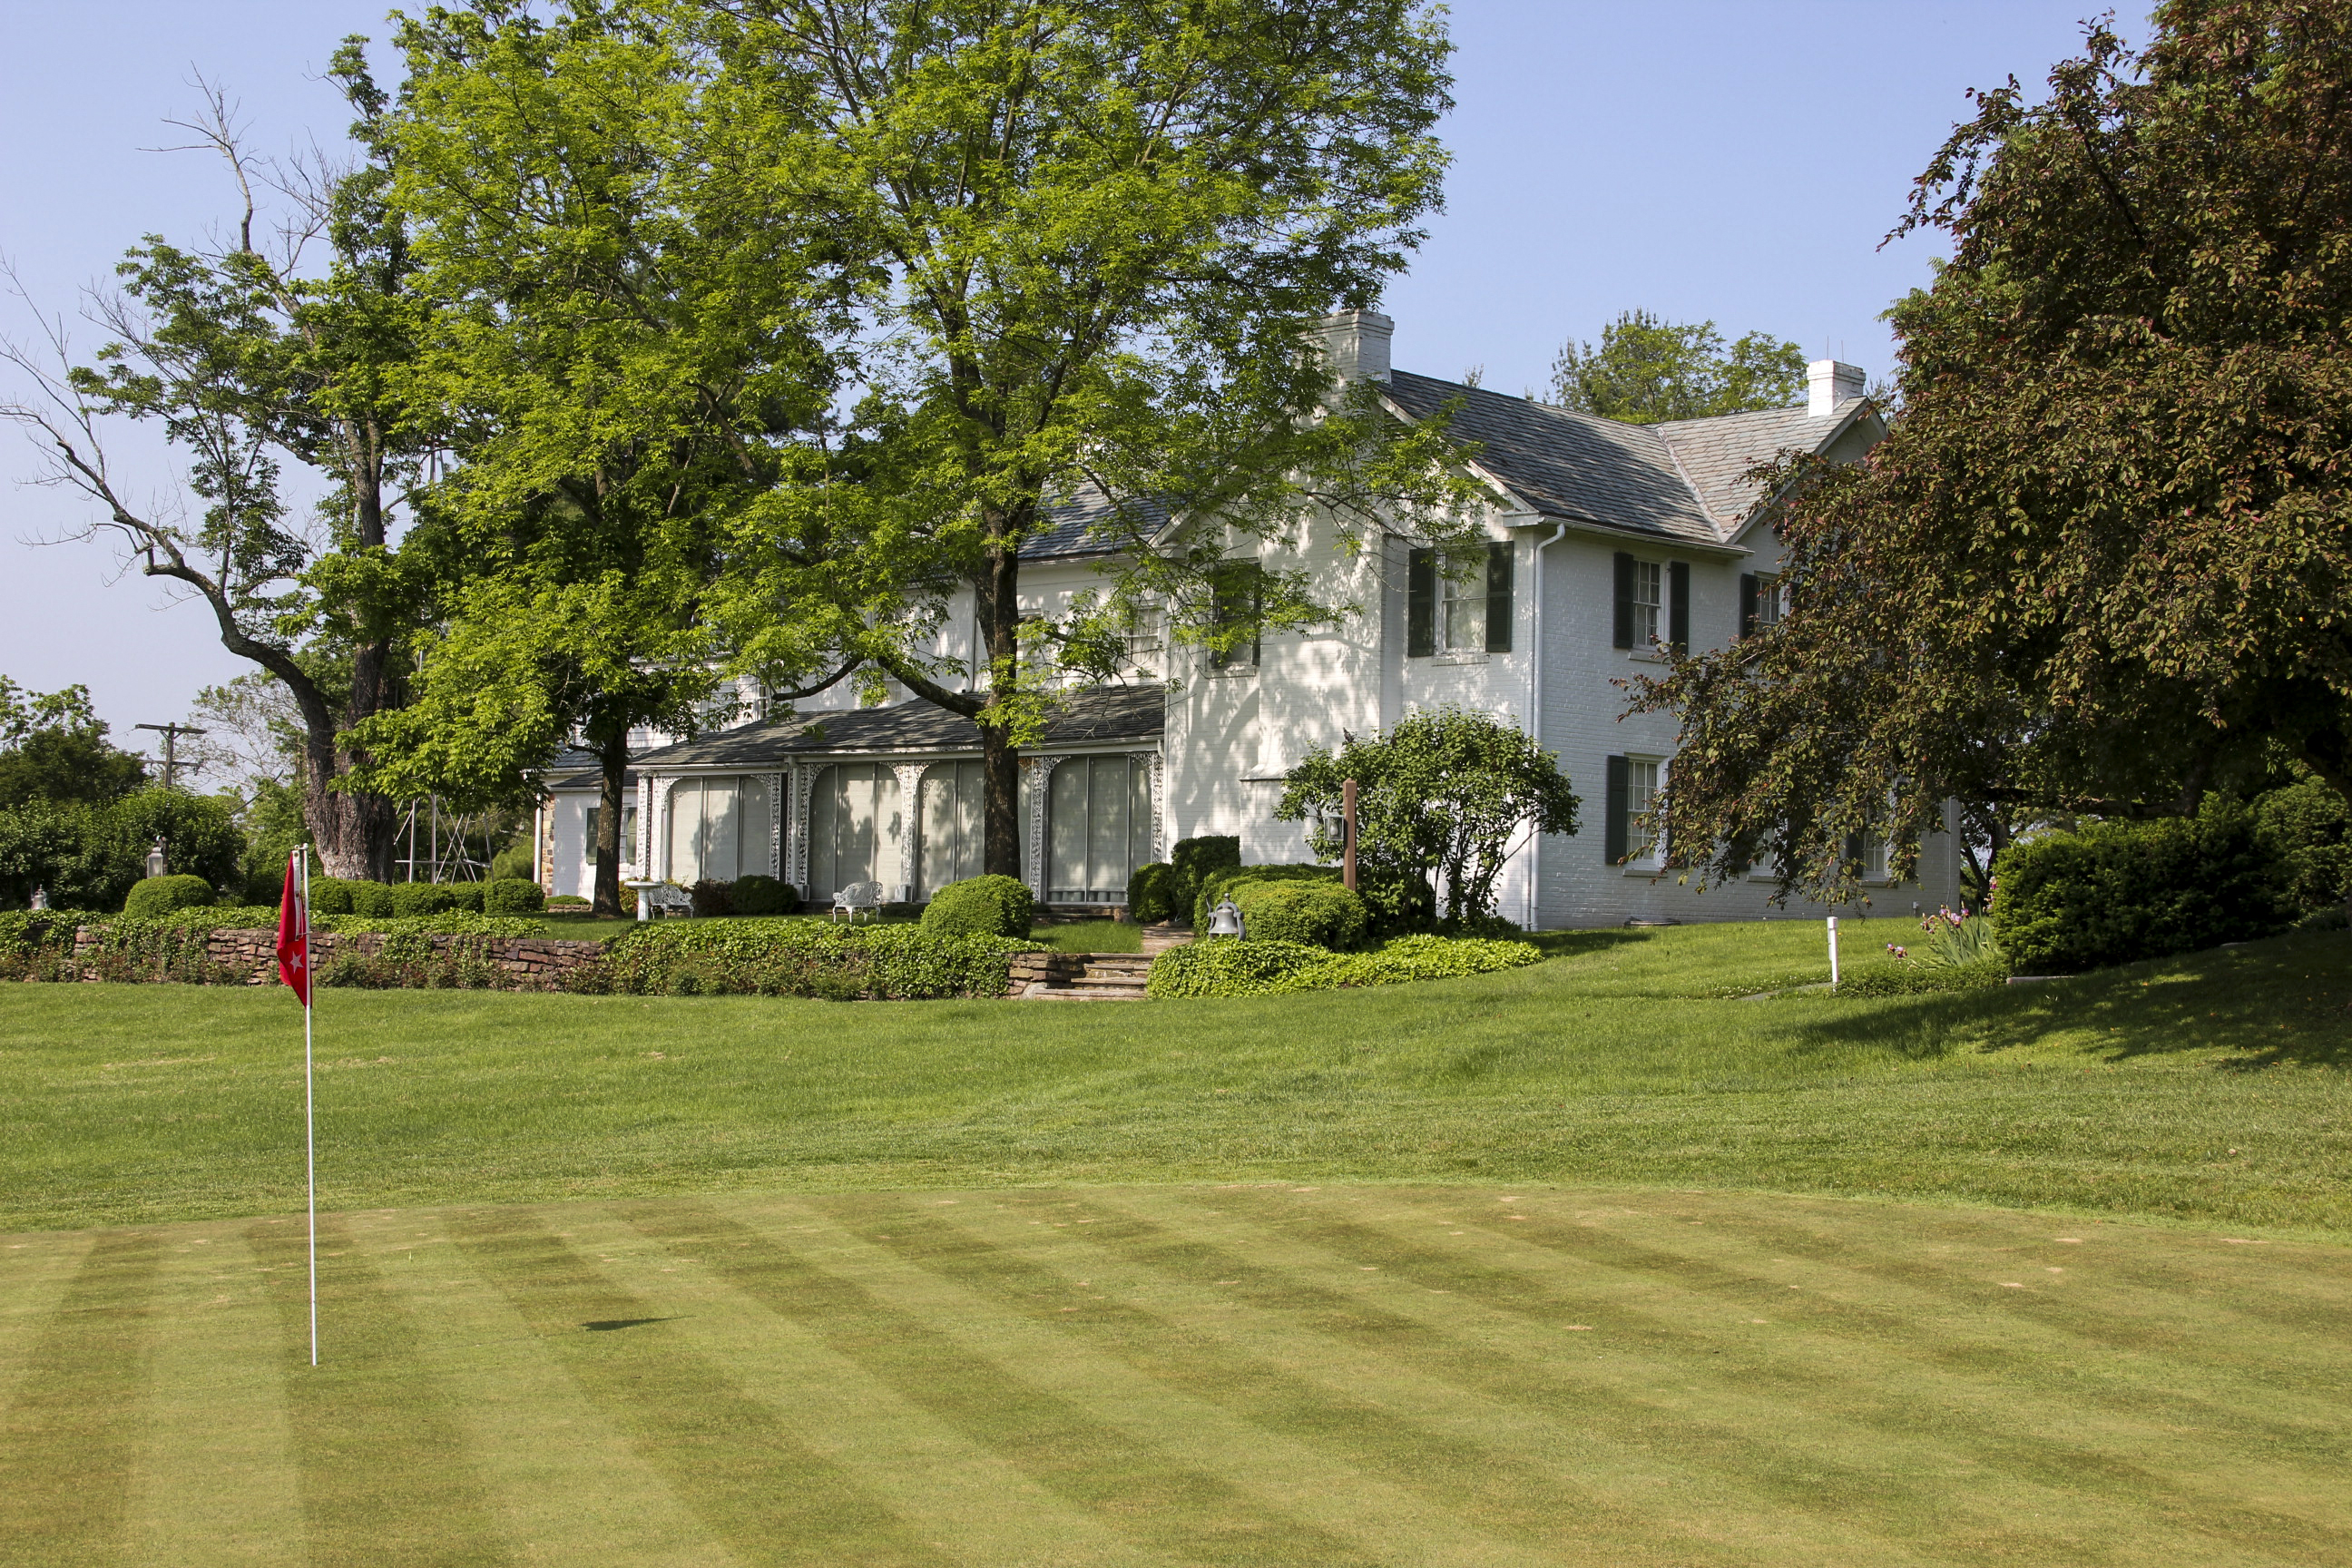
[625,880,696,920]
[830,880,885,924]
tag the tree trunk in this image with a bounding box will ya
[593,740,630,917]
[977,538,1026,880]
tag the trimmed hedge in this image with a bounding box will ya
[1232,877,1367,950]
[1994,799,2296,974]
[588,918,1040,999]
[122,874,215,916]
[1168,835,1240,920]
[1126,861,1179,923]
[482,877,548,916]
[1145,933,1543,998]
[921,875,1035,938]
[730,875,798,916]
[1193,864,1366,942]
[309,877,399,917]
[1838,958,2010,997]
[315,913,544,938]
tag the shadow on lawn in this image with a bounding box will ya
[1786,934,2352,1072]
[1524,929,1654,960]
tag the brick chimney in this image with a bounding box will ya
[1314,309,1393,385]
[1808,358,1866,417]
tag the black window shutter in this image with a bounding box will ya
[1406,548,1436,657]
[1604,756,1629,865]
[1612,553,1634,649]
[1843,832,1864,871]
[1739,573,1758,639]
[1669,561,1690,655]
[1485,541,1514,653]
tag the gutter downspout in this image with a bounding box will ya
[1525,522,1568,930]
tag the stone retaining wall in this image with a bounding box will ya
[67,926,608,991]
[1003,951,1087,997]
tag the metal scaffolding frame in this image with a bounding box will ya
[394,796,494,884]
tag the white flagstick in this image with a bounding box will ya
[302,848,318,1367]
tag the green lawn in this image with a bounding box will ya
[3,920,2348,1564]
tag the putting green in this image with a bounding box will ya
[3,1184,2346,1565]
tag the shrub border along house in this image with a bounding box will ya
[1146,933,1544,999]
[586,917,1041,999]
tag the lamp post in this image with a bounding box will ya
[145,837,167,880]
[1341,777,1357,893]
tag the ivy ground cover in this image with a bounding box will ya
[1,920,2347,1563]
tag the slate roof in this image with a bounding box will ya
[628,683,1165,769]
[544,748,638,796]
[1021,484,1171,559]
[1379,370,1867,546]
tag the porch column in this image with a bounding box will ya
[891,763,927,902]
[1024,753,1069,897]
[1129,749,1165,863]
[760,771,785,878]
[786,764,818,893]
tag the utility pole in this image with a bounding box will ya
[133,722,207,791]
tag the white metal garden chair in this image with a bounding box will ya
[830,880,885,923]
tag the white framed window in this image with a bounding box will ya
[1629,560,1661,648]
[1754,572,1783,631]
[1859,832,1891,884]
[1625,757,1662,868]
[1440,560,1486,652]
[583,805,638,868]
[1122,602,1165,672]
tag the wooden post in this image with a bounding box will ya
[1342,778,1357,892]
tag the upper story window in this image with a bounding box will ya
[1740,571,1783,637]
[1407,541,1514,656]
[1208,562,1261,671]
[1613,553,1689,655]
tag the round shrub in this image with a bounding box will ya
[1993,798,2296,974]
[1192,863,1343,933]
[1168,835,1240,920]
[690,879,737,918]
[920,875,1035,938]
[309,877,357,916]
[122,874,215,917]
[1127,861,1178,923]
[390,881,463,917]
[730,875,797,916]
[1234,878,1367,950]
[482,877,547,916]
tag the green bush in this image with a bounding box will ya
[2256,774,2352,916]
[161,905,278,930]
[0,788,244,912]
[921,875,1035,938]
[122,874,215,916]
[0,909,82,956]
[390,882,464,917]
[548,894,592,908]
[482,877,547,916]
[730,875,798,916]
[1232,877,1367,949]
[1126,861,1178,923]
[317,878,398,917]
[1434,912,1524,941]
[690,879,736,917]
[1168,835,1240,919]
[1144,932,1543,998]
[590,918,1039,999]
[313,913,545,938]
[1144,938,1328,998]
[1192,863,1339,934]
[1993,799,2296,974]
[309,877,356,916]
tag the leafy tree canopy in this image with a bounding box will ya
[1632,2,2352,902]
[0,680,147,808]
[1549,309,1808,424]
[1278,708,1578,926]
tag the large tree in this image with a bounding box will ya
[687,0,1473,877]
[1631,2,2352,902]
[350,4,863,914]
[1549,309,1808,424]
[1,52,436,880]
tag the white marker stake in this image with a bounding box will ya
[302,848,317,1367]
[1828,915,1840,989]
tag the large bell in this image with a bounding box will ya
[1206,897,1246,938]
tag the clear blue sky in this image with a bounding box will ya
[0,1,2149,751]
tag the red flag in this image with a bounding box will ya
[277,851,310,1005]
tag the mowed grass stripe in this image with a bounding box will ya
[1190,1187,2350,1563]
[0,1231,95,1417]
[1360,1190,2352,1492]
[446,1209,953,1568]
[809,1193,1880,1568]
[247,1217,514,1566]
[938,1191,1949,1567]
[620,1198,1407,1568]
[551,1205,1185,1568]
[354,1210,738,1568]
[0,1230,162,1568]
[122,1223,306,1568]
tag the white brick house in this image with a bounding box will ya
[535,311,1965,927]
